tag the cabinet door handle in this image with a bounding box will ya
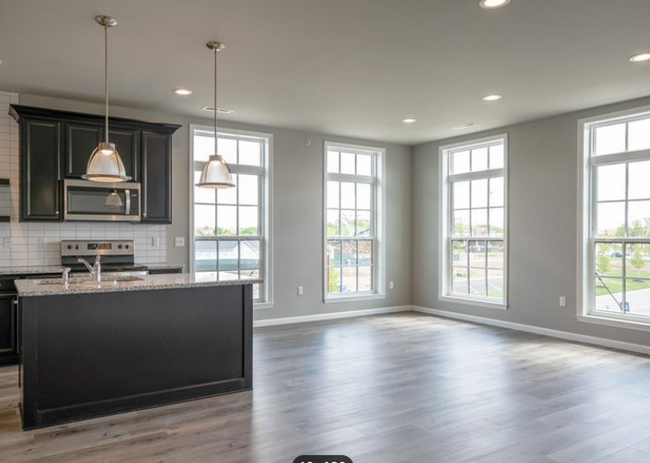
[13,300,18,306]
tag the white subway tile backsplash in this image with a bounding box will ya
[0,91,169,268]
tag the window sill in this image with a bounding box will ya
[577,314,650,332]
[254,302,274,310]
[438,295,507,310]
[324,293,386,304]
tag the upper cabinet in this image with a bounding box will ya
[9,105,180,224]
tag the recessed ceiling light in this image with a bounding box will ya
[402,118,417,124]
[202,105,235,114]
[451,122,479,131]
[482,94,503,102]
[173,88,193,96]
[479,0,510,9]
[629,52,650,63]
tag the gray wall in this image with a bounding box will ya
[412,96,650,347]
[20,94,412,321]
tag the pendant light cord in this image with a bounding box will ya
[104,23,110,144]
[214,48,218,156]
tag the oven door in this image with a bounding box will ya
[64,179,141,222]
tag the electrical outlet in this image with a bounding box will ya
[2,237,10,249]
[174,237,185,247]
[38,237,45,249]
[389,281,395,290]
[151,236,159,248]
[297,286,304,296]
[559,296,567,307]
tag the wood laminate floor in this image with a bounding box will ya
[0,312,649,463]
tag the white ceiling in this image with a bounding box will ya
[0,0,649,145]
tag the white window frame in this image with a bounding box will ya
[189,125,273,310]
[323,141,386,303]
[439,134,509,310]
[577,106,650,332]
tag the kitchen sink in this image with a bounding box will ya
[36,276,144,286]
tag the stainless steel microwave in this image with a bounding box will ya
[63,179,141,222]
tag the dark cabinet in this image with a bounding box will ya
[10,105,179,223]
[141,132,172,224]
[19,118,63,221]
[65,123,140,181]
[0,294,18,366]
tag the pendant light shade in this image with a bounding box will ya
[196,41,235,189]
[105,190,124,207]
[84,16,131,183]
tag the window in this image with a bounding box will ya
[439,135,507,308]
[579,109,650,329]
[190,126,272,306]
[324,142,385,301]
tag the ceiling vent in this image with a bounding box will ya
[202,106,235,114]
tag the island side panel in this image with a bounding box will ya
[20,284,253,430]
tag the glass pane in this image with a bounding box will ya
[471,208,488,236]
[453,210,470,236]
[217,205,236,236]
[626,279,650,317]
[487,269,503,299]
[193,134,214,162]
[451,150,470,175]
[218,137,237,164]
[489,144,504,169]
[595,276,623,312]
[239,140,261,166]
[239,206,258,236]
[595,242,623,277]
[453,181,470,209]
[341,151,356,174]
[238,174,258,205]
[470,268,487,296]
[341,182,355,209]
[195,205,215,236]
[357,154,372,176]
[358,240,373,265]
[356,210,371,236]
[252,283,260,300]
[358,266,372,292]
[471,179,488,208]
[327,181,340,208]
[628,201,650,237]
[218,241,238,271]
[194,171,215,204]
[628,118,650,152]
[342,267,357,293]
[194,240,217,272]
[452,240,468,267]
[469,240,486,268]
[471,147,488,172]
[327,150,339,173]
[327,209,339,236]
[328,267,341,294]
[489,177,504,207]
[357,183,371,210]
[487,241,504,269]
[597,202,625,237]
[629,160,650,200]
[340,210,355,237]
[240,240,260,270]
[342,241,357,266]
[597,164,626,201]
[217,175,237,204]
[489,208,504,237]
[452,268,469,295]
[327,240,341,267]
[219,270,240,280]
[626,243,650,277]
[595,123,626,156]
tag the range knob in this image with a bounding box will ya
[67,245,72,250]
[125,244,130,249]
[118,244,123,249]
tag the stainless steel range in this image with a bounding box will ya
[61,240,148,279]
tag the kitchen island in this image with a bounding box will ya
[15,273,258,430]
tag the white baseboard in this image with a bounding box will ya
[412,306,650,355]
[253,305,411,328]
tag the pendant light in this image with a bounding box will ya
[196,41,235,189]
[83,16,130,183]
[105,191,124,207]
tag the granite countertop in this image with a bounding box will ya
[145,264,185,270]
[0,266,66,276]
[15,272,261,297]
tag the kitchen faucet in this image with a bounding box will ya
[78,255,102,282]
